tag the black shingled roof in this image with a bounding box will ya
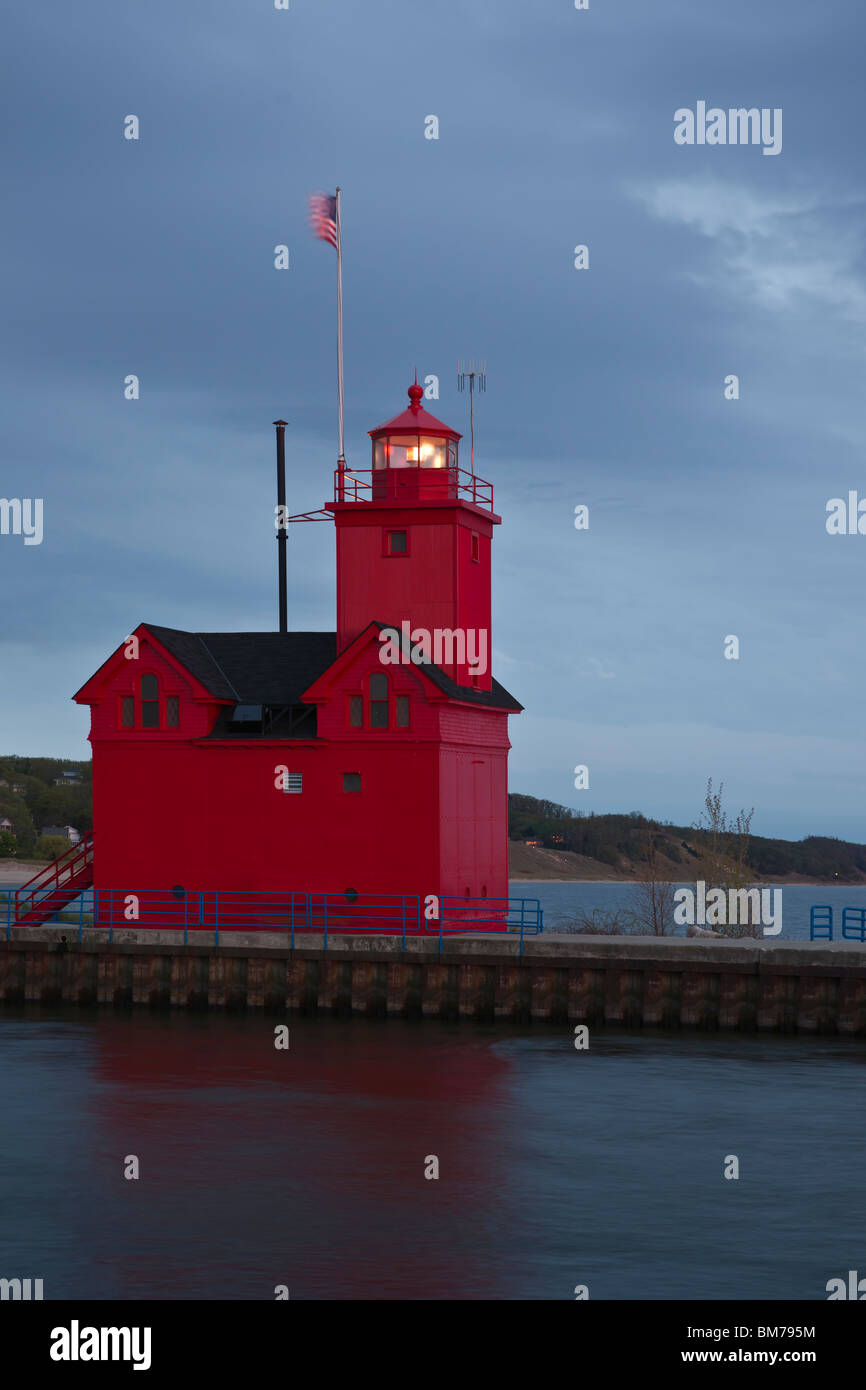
[145,627,337,704]
[367,622,522,711]
[144,624,521,712]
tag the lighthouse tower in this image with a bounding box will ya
[330,379,495,690]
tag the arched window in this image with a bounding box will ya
[141,674,159,728]
[345,675,410,730]
[118,674,180,730]
[370,673,410,729]
[369,672,388,727]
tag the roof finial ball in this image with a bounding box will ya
[408,377,424,409]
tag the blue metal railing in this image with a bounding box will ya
[810,906,866,942]
[810,906,833,940]
[4,888,543,953]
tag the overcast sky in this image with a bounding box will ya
[2,0,864,840]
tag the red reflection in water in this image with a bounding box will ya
[87,1016,517,1299]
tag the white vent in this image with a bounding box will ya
[283,772,303,794]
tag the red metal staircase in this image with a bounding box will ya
[14,834,94,928]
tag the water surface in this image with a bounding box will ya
[1,1007,863,1300]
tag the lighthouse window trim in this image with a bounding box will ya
[140,673,159,728]
[369,671,389,728]
[118,673,179,731]
[346,673,410,730]
[384,528,408,557]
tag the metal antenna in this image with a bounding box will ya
[457,358,486,473]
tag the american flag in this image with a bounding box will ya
[308,191,338,249]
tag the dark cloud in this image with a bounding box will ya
[1,0,864,837]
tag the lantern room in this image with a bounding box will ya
[368,379,462,502]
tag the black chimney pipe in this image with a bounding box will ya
[274,420,288,634]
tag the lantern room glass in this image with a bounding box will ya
[419,437,447,468]
[372,434,454,470]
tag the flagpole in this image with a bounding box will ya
[335,187,345,496]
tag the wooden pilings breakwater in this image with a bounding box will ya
[2,930,866,1034]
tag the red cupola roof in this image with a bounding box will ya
[369,378,462,441]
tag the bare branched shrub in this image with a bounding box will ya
[627,823,676,935]
[692,778,760,938]
[559,906,648,936]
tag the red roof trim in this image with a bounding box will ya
[73,623,232,705]
[368,405,461,440]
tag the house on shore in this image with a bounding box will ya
[41,825,81,845]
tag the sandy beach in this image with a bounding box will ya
[0,861,42,883]
[3,862,862,889]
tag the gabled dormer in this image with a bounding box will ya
[74,624,232,740]
[74,625,342,743]
[303,621,521,741]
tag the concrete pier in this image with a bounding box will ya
[3,929,866,1033]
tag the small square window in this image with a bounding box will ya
[284,772,303,794]
[166,697,179,727]
[343,772,361,793]
[121,697,134,728]
[395,696,409,727]
[386,529,407,555]
[349,696,363,728]
[471,533,479,562]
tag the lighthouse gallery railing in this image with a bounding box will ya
[334,464,494,512]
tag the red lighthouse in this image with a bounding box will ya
[19,382,523,932]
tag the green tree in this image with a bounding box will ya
[34,835,72,861]
[0,796,36,855]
